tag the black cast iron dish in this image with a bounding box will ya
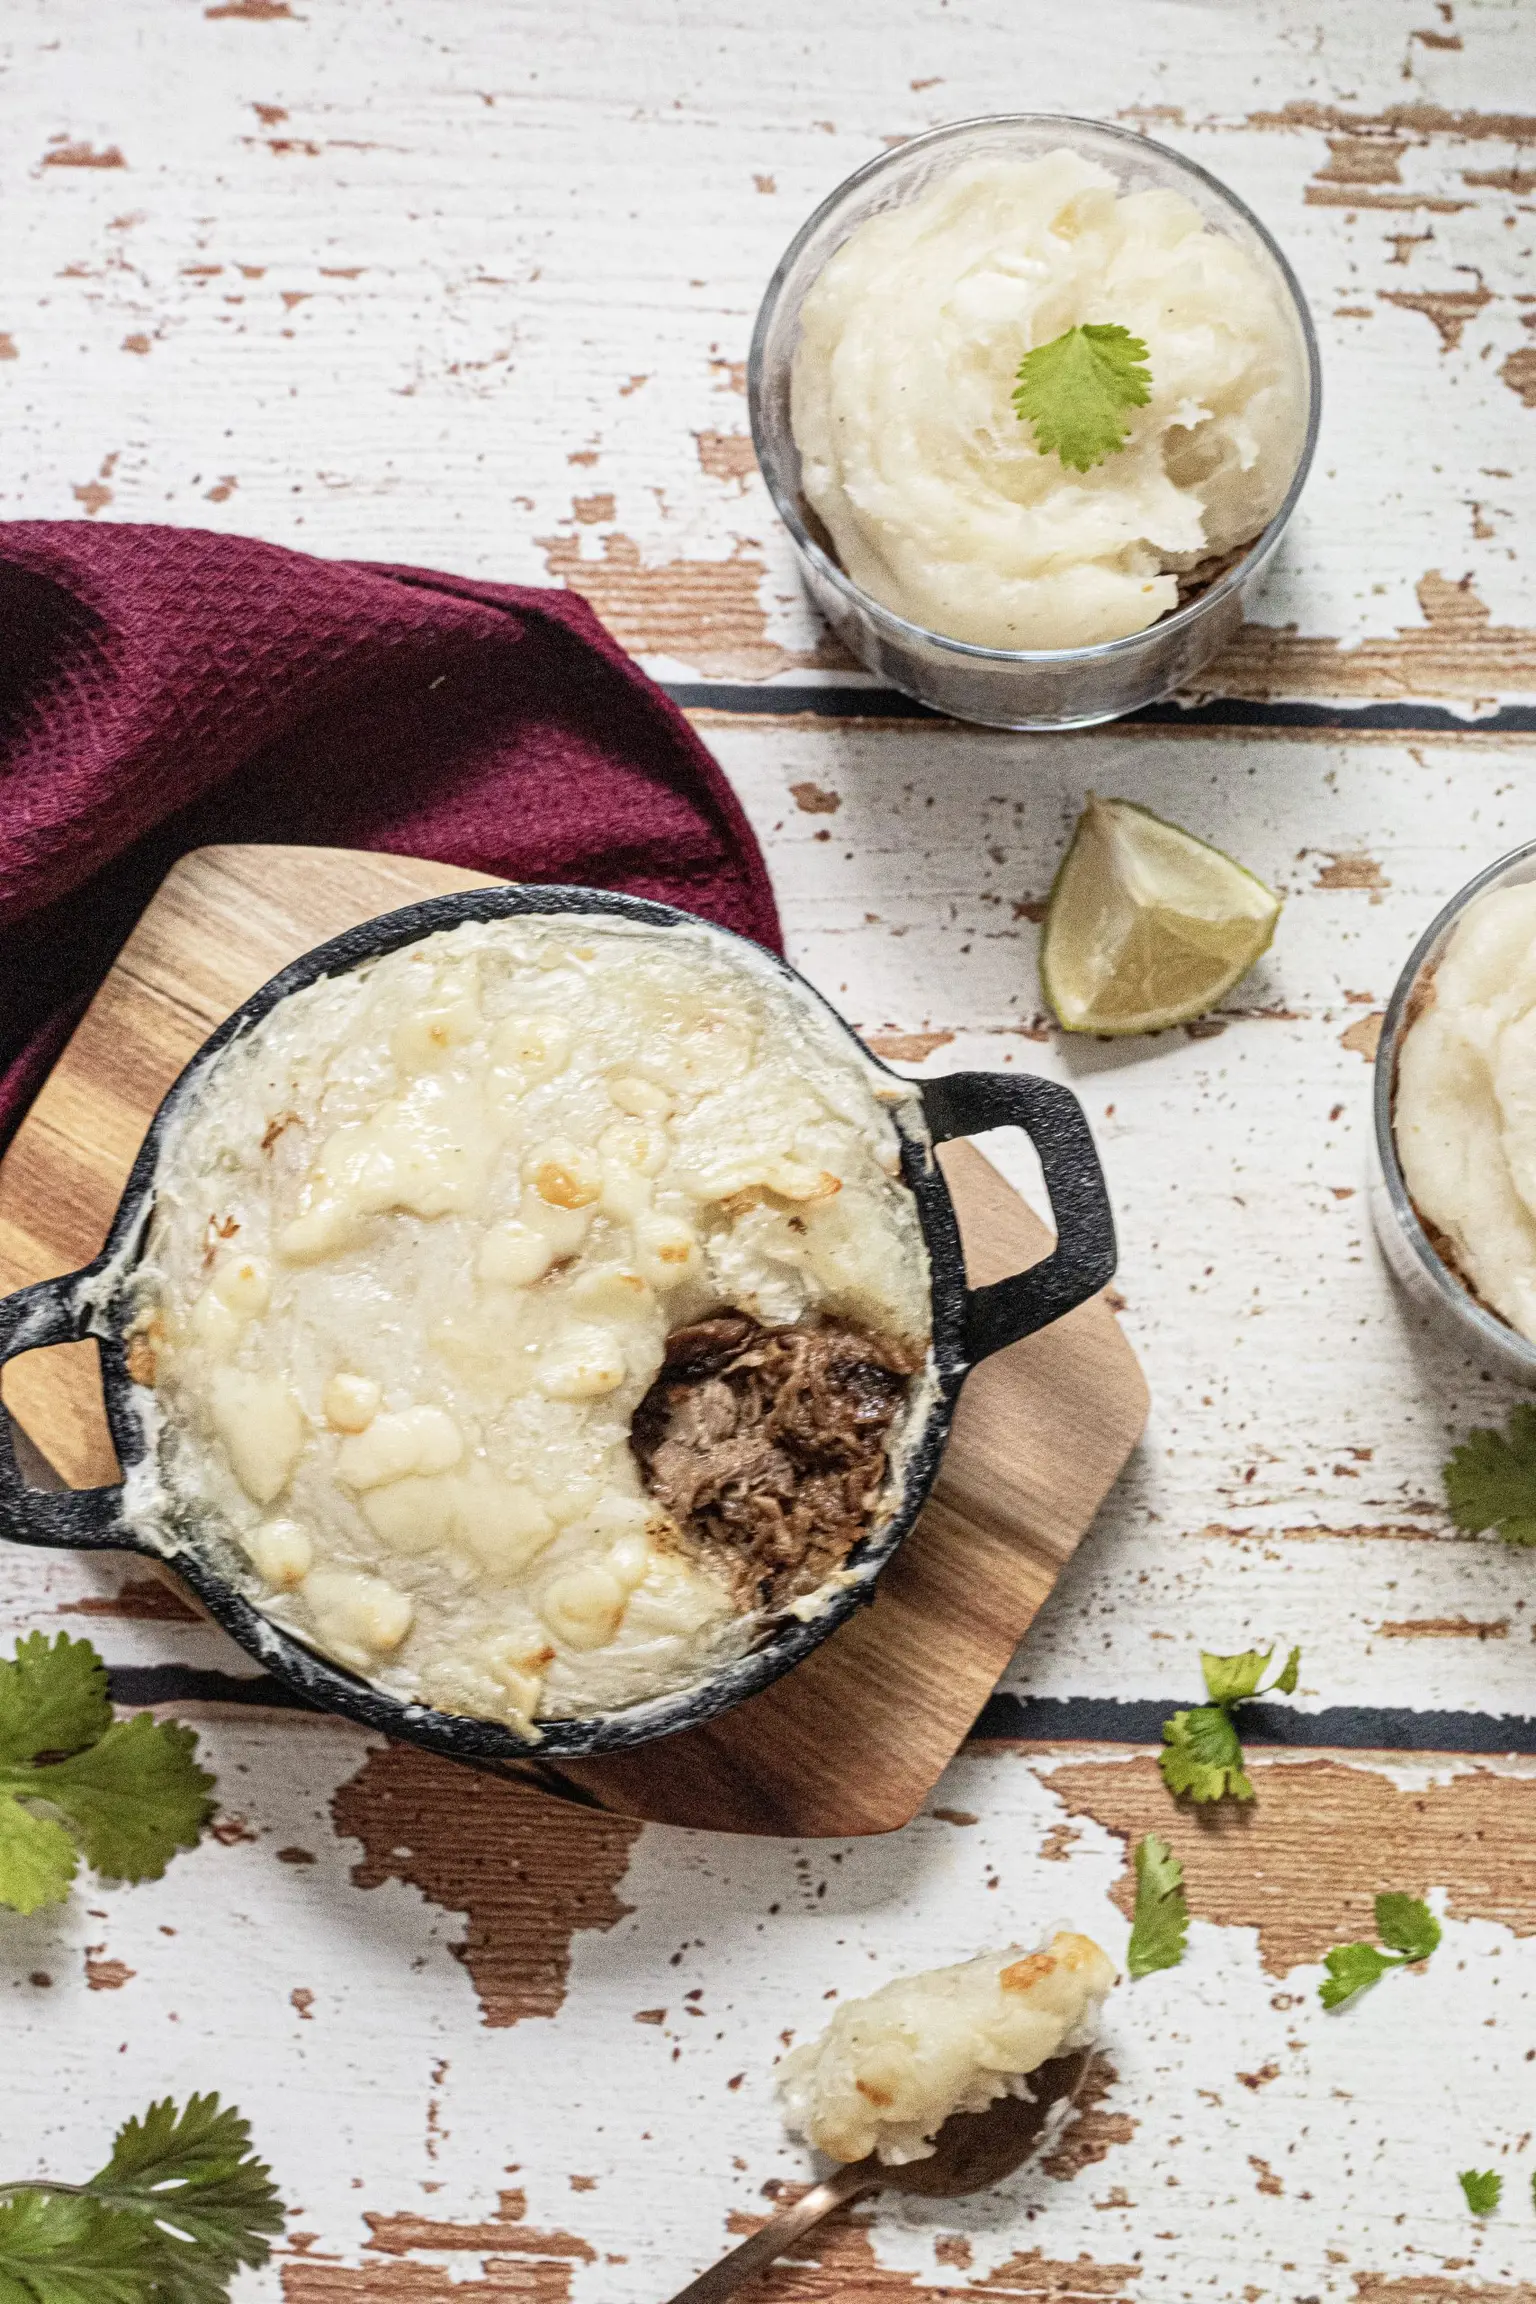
[0,884,1116,1766]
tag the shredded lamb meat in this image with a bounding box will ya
[630,1312,921,1611]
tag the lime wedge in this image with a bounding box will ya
[1041,795,1281,1036]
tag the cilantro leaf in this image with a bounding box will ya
[20,1718,215,1885]
[0,2191,157,2304]
[1200,1649,1272,1706]
[1444,1406,1536,1546]
[1320,1893,1441,2008]
[1012,324,1152,473]
[0,1800,79,1918]
[85,2096,284,2304]
[1319,1942,1394,2010]
[0,1637,216,1911]
[0,2098,283,2304]
[1126,1832,1188,1977]
[1159,1706,1252,1803]
[1459,2168,1502,2216]
[1374,1893,1440,1964]
[1160,1641,1302,1806]
[0,1634,112,1766]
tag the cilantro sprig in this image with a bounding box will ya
[0,2094,284,2304]
[1459,2168,1502,2216]
[1012,323,1152,472]
[1159,1644,1301,1804]
[1126,1832,1188,1978]
[1319,1892,1441,2010]
[1444,1405,1536,1545]
[0,1634,215,1914]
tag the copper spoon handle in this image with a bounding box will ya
[661,2160,880,2303]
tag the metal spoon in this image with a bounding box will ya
[661,2047,1091,2303]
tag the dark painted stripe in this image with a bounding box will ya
[109,1664,1536,1757]
[665,682,1536,736]
[110,1664,317,1712]
[971,1692,1536,1754]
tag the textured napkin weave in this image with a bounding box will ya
[0,522,781,1152]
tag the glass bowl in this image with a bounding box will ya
[748,113,1321,731]
[1370,838,1536,1381]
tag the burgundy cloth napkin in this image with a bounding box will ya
[0,522,781,1154]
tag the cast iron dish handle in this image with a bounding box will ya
[923,1072,1116,1365]
[0,1265,134,1550]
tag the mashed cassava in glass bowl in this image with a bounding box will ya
[130,917,932,1737]
[790,145,1308,654]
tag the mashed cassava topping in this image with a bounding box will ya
[791,148,1306,651]
[1395,881,1536,1344]
[777,1932,1115,2165]
[134,917,930,1733]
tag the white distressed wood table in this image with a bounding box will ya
[5,4,1536,2298]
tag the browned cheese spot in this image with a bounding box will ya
[1046,1750,1536,1973]
[330,1743,640,2026]
[1000,1951,1057,1992]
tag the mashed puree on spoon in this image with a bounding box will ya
[777,1931,1115,2165]
[791,148,1306,651]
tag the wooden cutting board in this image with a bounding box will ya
[0,846,1149,1836]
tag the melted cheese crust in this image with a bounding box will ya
[137,916,931,1734]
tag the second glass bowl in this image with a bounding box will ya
[748,113,1321,731]
[1371,838,1536,1381]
